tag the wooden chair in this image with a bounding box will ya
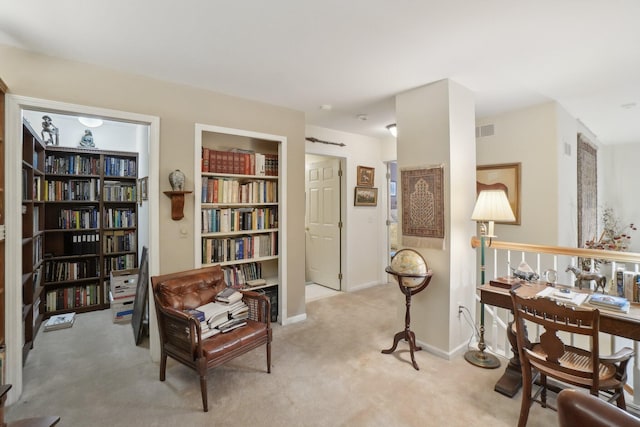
[0,384,60,427]
[510,290,634,427]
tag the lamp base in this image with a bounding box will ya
[464,349,501,369]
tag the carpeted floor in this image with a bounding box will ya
[7,283,560,426]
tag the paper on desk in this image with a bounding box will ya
[536,286,589,307]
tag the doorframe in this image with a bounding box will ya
[304,153,346,291]
[4,95,160,403]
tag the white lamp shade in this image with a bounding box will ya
[471,190,515,222]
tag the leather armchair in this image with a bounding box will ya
[151,265,271,412]
[558,389,640,427]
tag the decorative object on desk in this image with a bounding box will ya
[543,268,557,285]
[466,188,515,369]
[41,114,59,146]
[476,163,520,225]
[400,165,444,245]
[536,286,589,307]
[356,165,374,187]
[43,312,76,332]
[565,265,607,293]
[383,249,433,370]
[78,129,95,148]
[168,169,186,191]
[583,206,636,271]
[354,186,377,206]
[510,260,539,282]
[489,276,522,289]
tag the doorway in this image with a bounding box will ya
[4,95,160,402]
[304,154,343,292]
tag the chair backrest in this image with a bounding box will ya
[510,290,600,393]
[151,264,227,311]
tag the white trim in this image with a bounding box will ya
[193,123,288,323]
[4,95,160,404]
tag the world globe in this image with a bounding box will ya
[389,249,429,288]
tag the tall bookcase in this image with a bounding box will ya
[21,120,46,362]
[196,125,283,323]
[42,146,138,319]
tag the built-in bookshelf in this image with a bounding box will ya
[42,146,138,319]
[196,125,283,323]
[21,120,46,363]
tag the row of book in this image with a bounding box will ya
[537,285,631,313]
[103,208,136,228]
[44,259,100,282]
[55,207,100,229]
[201,207,278,233]
[45,154,100,176]
[202,233,278,264]
[104,254,137,276]
[202,148,278,177]
[103,230,136,253]
[44,178,100,201]
[201,177,278,204]
[221,262,264,288]
[45,283,101,312]
[103,181,137,202]
[104,156,137,177]
[615,270,640,302]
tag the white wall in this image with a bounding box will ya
[305,125,388,291]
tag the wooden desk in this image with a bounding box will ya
[480,282,640,397]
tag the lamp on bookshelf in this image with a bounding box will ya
[465,189,515,369]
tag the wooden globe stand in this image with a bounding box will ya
[382,266,433,370]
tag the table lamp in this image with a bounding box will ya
[465,189,515,368]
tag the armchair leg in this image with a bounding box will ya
[267,342,271,374]
[200,375,208,412]
[616,388,626,410]
[159,351,167,381]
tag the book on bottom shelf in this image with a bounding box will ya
[43,312,76,332]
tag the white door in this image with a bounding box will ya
[305,157,341,290]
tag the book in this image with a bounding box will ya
[588,294,630,313]
[536,286,589,307]
[184,308,205,323]
[216,287,243,304]
[43,312,76,331]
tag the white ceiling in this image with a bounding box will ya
[1,0,639,144]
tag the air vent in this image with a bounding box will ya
[475,124,495,138]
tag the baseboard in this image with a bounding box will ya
[282,313,307,325]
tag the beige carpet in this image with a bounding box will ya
[8,283,560,426]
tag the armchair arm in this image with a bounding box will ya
[600,347,634,364]
[157,304,204,359]
[240,290,271,326]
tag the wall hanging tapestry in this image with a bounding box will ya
[577,134,597,248]
[401,165,445,248]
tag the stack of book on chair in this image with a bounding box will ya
[185,288,249,339]
[587,294,630,313]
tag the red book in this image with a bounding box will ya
[209,150,217,173]
[202,147,210,172]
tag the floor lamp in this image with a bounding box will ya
[464,189,515,369]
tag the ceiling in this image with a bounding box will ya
[1,0,639,144]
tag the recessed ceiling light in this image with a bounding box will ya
[319,104,332,111]
[78,117,104,127]
[357,114,368,121]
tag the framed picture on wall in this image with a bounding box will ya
[354,187,378,206]
[139,176,148,201]
[476,163,521,224]
[356,166,375,187]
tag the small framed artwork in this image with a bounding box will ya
[354,187,378,206]
[476,163,521,224]
[356,166,375,187]
[139,176,149,201]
